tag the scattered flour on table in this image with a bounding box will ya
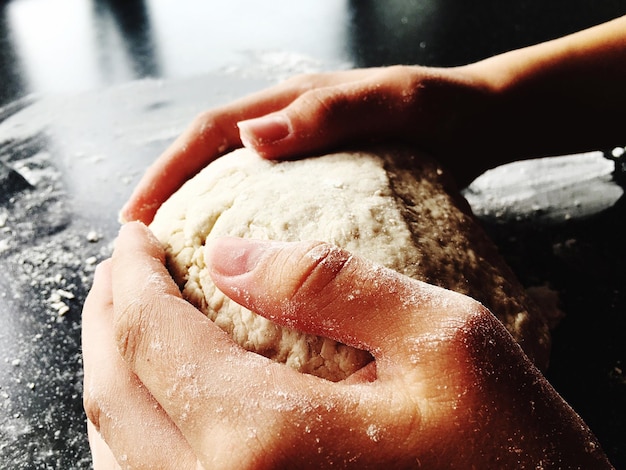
[1,147,111,318]
[1,141,111,469]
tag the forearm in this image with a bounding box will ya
[459,15,626,164]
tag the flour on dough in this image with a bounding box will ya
[150,147,552,381]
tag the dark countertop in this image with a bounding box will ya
[1,1,625,468]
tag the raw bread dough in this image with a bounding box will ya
[150,147,551,381]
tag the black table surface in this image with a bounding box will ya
[1,1,626,468]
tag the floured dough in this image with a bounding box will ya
[150,147,552,381]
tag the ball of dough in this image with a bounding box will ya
[150,147,552,381]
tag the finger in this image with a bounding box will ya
[204,237,483,361]
[111,222,319,468]
[237,66,429,160]
[82,261,197,469]
[120,70,371,224]
[87,420,122,470]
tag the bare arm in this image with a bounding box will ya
[460,15,626,164]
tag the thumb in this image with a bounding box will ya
[205,237,479,360]
[236,69,417,160]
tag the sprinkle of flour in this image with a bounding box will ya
[0,138,112,468]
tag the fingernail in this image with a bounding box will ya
[206,237,272,277]
[238,114,291,147]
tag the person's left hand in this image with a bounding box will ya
[83,222,609,469]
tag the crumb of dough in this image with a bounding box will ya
[150,147,553,380]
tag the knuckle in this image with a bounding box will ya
[291,87,351,125]
[189,110,232,144]
[190,109,239,152]
[190,111,220,140]
[448,300,512,358]
[283,242,352,304]
[83,388,103,432]
[113,300,153,368]
[190,110,215,133]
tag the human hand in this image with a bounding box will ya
[120,65,496,224]
[82,222,610,469]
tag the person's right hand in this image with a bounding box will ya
[120,65,495,224]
